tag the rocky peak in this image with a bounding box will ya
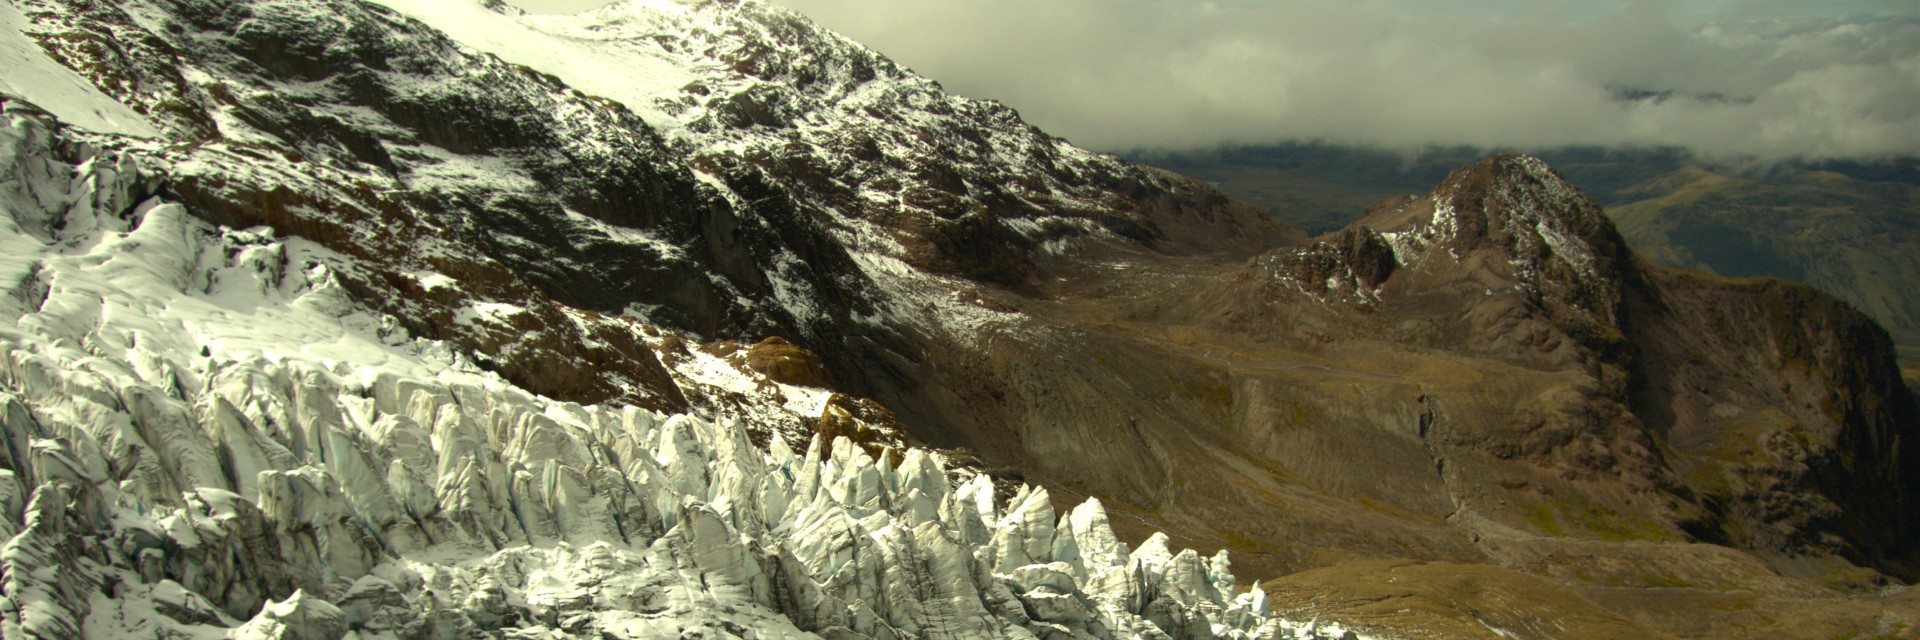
[1385,154,1628,286]
[1442,154,1640,349]
[1431,154,1629,284]
[1343,154,1638,361]
[1269,155,1634,332]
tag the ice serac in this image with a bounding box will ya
[230,590,348,640]
[0,92,1365,637]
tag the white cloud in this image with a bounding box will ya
[502,0,612,14]
[770,0,1920,161]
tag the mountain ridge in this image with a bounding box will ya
[1137,143,1920,390]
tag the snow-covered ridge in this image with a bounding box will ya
[0,82,1364,639]
[370,0,1214,261]
[5,0,1197,361]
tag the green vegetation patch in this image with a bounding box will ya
[1525,495,1680,542]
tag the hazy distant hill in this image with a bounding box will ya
[1137,145,1920,384]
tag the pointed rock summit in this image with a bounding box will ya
[1420,154,1633,319]
[1259,154,1638,363]
[1371,154,1633,306]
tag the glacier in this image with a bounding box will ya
[0,4,1368,636]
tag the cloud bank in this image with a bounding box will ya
[770,0,1920,161]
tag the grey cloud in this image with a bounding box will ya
[770,0,1920,161]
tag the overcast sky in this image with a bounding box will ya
[511,0,1919,162]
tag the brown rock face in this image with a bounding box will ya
[832,153,1918,636]
[1625,271,1920,577]
[745,337,833,388]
